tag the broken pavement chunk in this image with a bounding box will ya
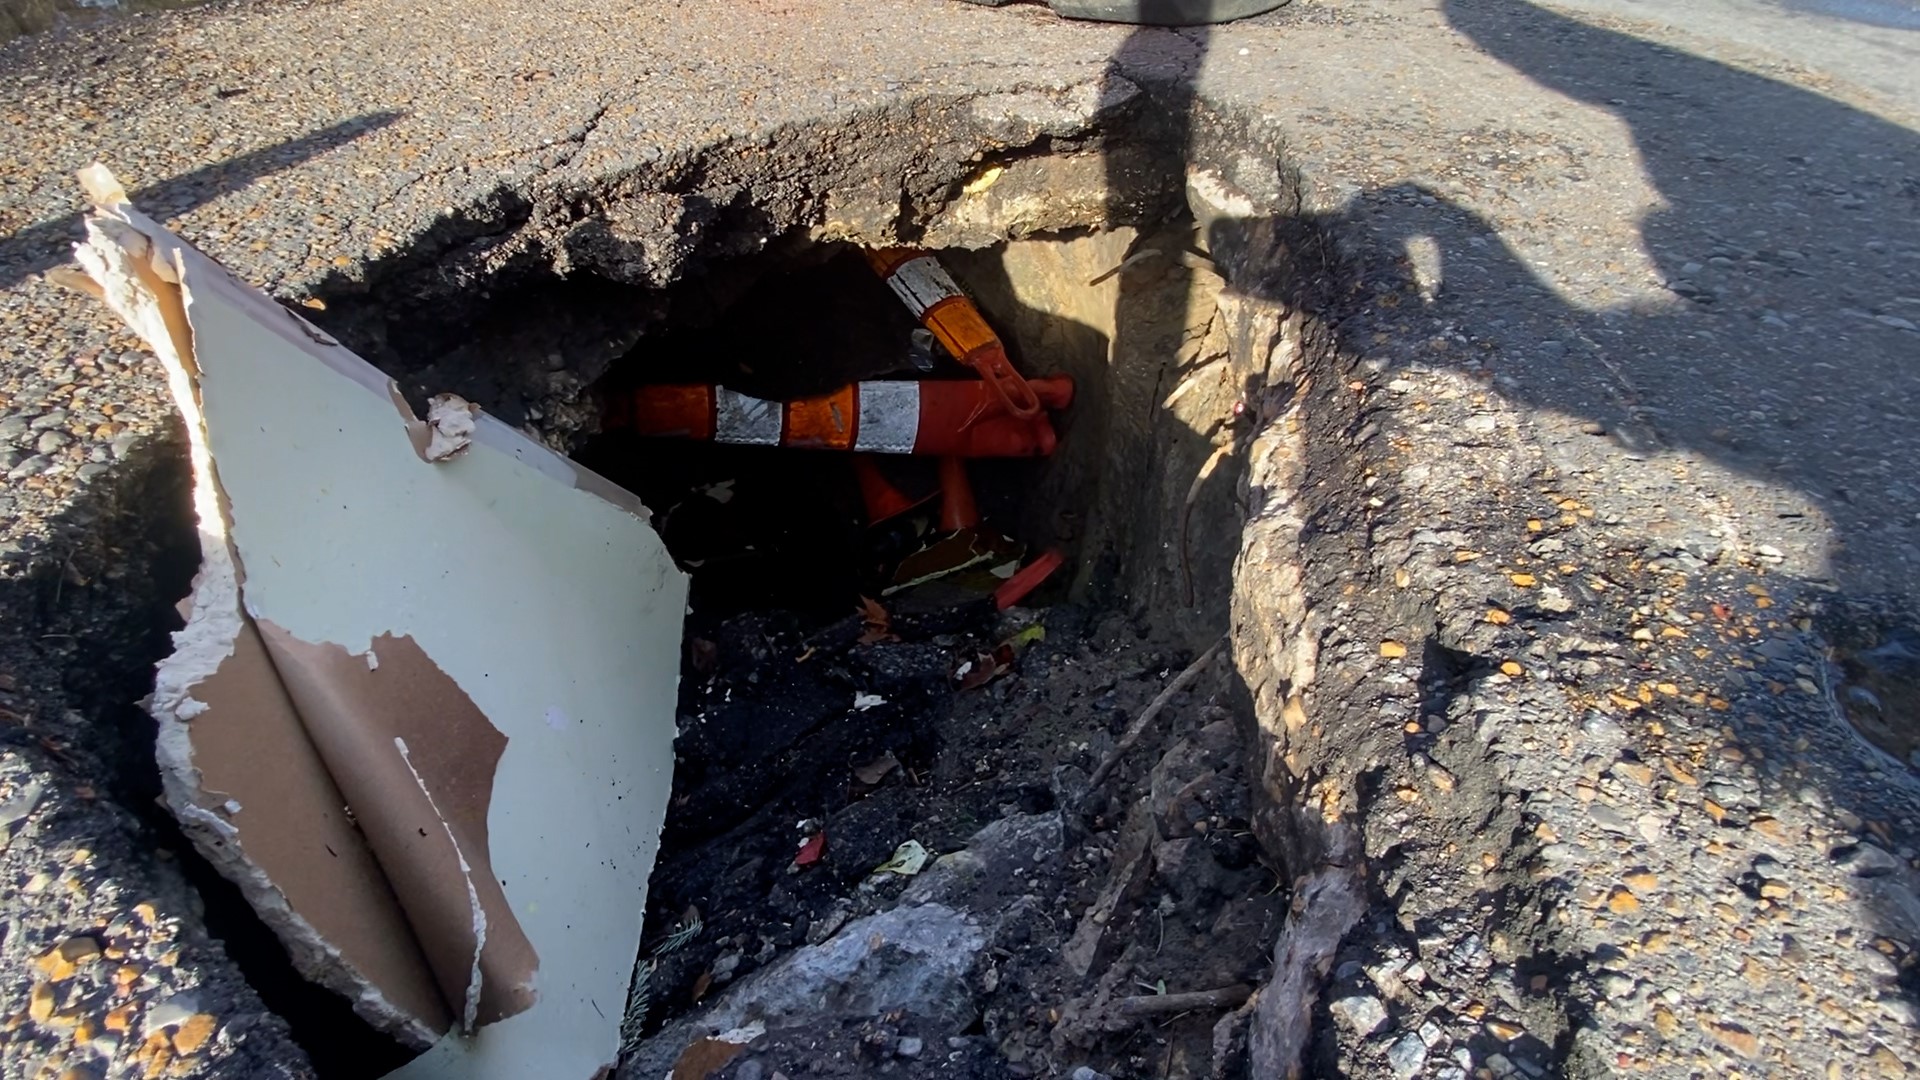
[71,164,687,1080]
[626,904,986,1078]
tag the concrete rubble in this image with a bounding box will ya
[625,903,988,1078]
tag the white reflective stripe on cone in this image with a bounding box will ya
[881,255,960,317]
[714,387,783,445]
[853,382,921,453]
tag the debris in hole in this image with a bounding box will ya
[855,596,896,645]
[888,526,1023,596]
[995,548,1067,610]
[665,1019,764,1080]
[68,165,686,1080]
[903,327,938,373]
[793,831,827,867]
[852,751,901,786]
[608,221,1274,1062]
[874,839,930,877]
[953,618,1053,694]
[1084,638,1226,795]
[617,907,704,1059]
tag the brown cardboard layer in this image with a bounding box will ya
[187,617,453,1039]
[255,624,539,1030]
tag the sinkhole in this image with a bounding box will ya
[572,224,1259,1055]
[89,98,1349,1079]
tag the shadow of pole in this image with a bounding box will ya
[0,110,404,291]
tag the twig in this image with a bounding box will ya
[1088,247,1162,287]
[1084,638,1226,795]
[1118,984,1253,1019]
[1181,444,1233,606]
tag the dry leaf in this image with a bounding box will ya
[955,653,1006,691]
[857,596,895,645]
[689,637,719,673]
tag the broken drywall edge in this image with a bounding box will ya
[161,755,444,1047]
[72,164,688,1080]
[156,656,444,1045]
[79,200,461,1045]
[422,393,478,462]
[251,624,539,1032]
[70,214,240,728]
[73,193,445,1042]
[395,737,487,1035]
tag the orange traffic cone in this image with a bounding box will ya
[605,377,1074,458]
[937,455,979,532]
[852,455,937,525]
[865,248,1043,421]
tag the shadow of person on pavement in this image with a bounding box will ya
[1432,0,1920,602]
[1428,0,1920,1007]
[1201,0,1920,1039]
[1082,1,1920,1072]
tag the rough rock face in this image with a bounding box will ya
[622,903,987,1079]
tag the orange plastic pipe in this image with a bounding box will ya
[606,377,1073,458]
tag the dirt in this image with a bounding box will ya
[633,599,1279,1079]
[576,231,1274,1076]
